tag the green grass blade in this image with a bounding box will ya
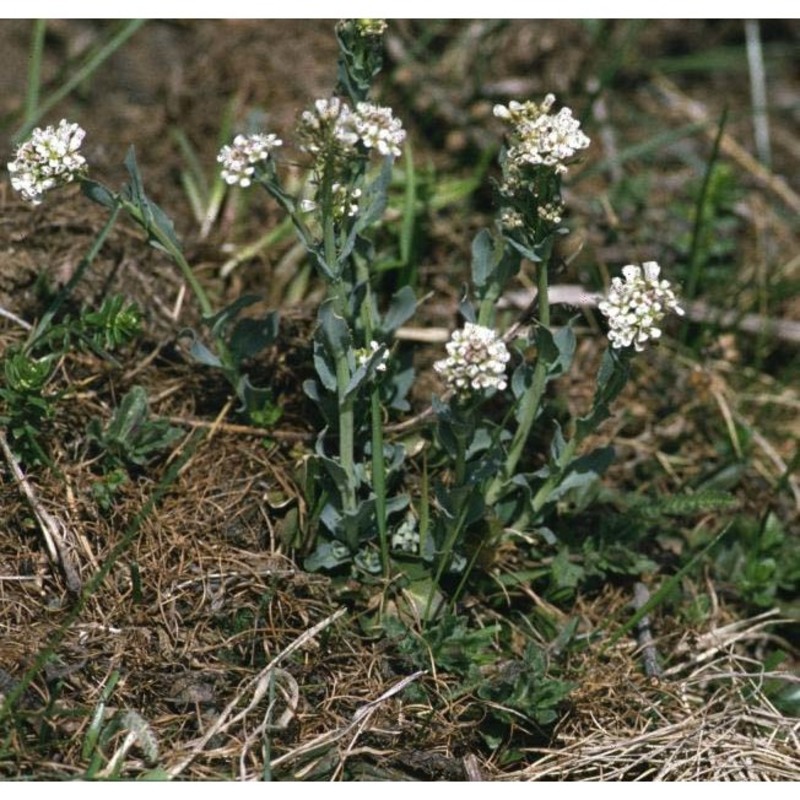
[23,20,47,129]
[14,19,146,142]
[602,523,732,652]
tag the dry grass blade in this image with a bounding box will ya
[506,612,800,781]
[165,606,347,779]
[0,428,81,592]
[500,285,800,345]
[270,669,426,779]
[653,74,800,215]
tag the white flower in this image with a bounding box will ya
[537,201,564,224]
[299,98,405,163]
[434,322,511,395]
[353,103,405,158]
[391,517,420,554]
[7,119,87,205]
[500,208,524,229]
[298,97,359,157]
[356,340,387,372]
[494,94,590,175]
[598,261,685,351]
[217,132,282,188]
[332,182,362,219]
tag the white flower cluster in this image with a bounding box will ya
[434,322,511,395]
[298,97,405,161]
[217,133,283,188]
[353,102,405,158]
[391,518,420,555]
[537,201,564,224]
[298,97,359,157]
[598,262,685,351]
[494,94,590,176]
[499,209,524,229]
[7,119,87,206]
[332,182,362,219]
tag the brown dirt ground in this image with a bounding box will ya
[0,20,798,780]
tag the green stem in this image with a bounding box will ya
[117,197,213,318]
[371,388,389,574]
[26,202,122,353]
[117,194,242,386]
[358,270,390,575]
[424,427,468,622]
[425,503,470,624]
[486,254,552,505]
[335,347,357,516]
[530,436,578,515]
[23,20,46,129]
[320,162,357,520]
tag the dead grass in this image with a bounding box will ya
[509,612,800,781]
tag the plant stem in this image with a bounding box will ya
[357,269,390,575]
[320,162,358,520]
[23,20,46,130]
[486,253,552,504]
[425,425,469,622]
[530,436,578,514]
[117,195,214,319]
[27,202,122,353]
[370,388,389,574]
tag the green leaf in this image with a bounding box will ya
[89,386,183,468]
[229,310,279,362]
[336,158,394,269]
[204,294,261,339]
[344,343,386,400]
[312,350,338,393]
[576,346,632,440]
[548,446,615,503]
[123,146,147,214]
[435,484,485,528]
[534,323,576,380]
[81,179,117,209]
[356,157,393,231]
[315,454,351,498]
[304,540,352,572]
[235,374,281,424]
[380,286,417,335]
[549,420,567,462]
[318,300,352,360]
[551,548,584,589]
[180,329,223,368]
[504,236,544,263]
[106,385,149,442]
[471,228,495,289]
[122,146,182,253]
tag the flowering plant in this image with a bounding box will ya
[7,118,87,204]
[4,20,686,622]
[599,261,685,351]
